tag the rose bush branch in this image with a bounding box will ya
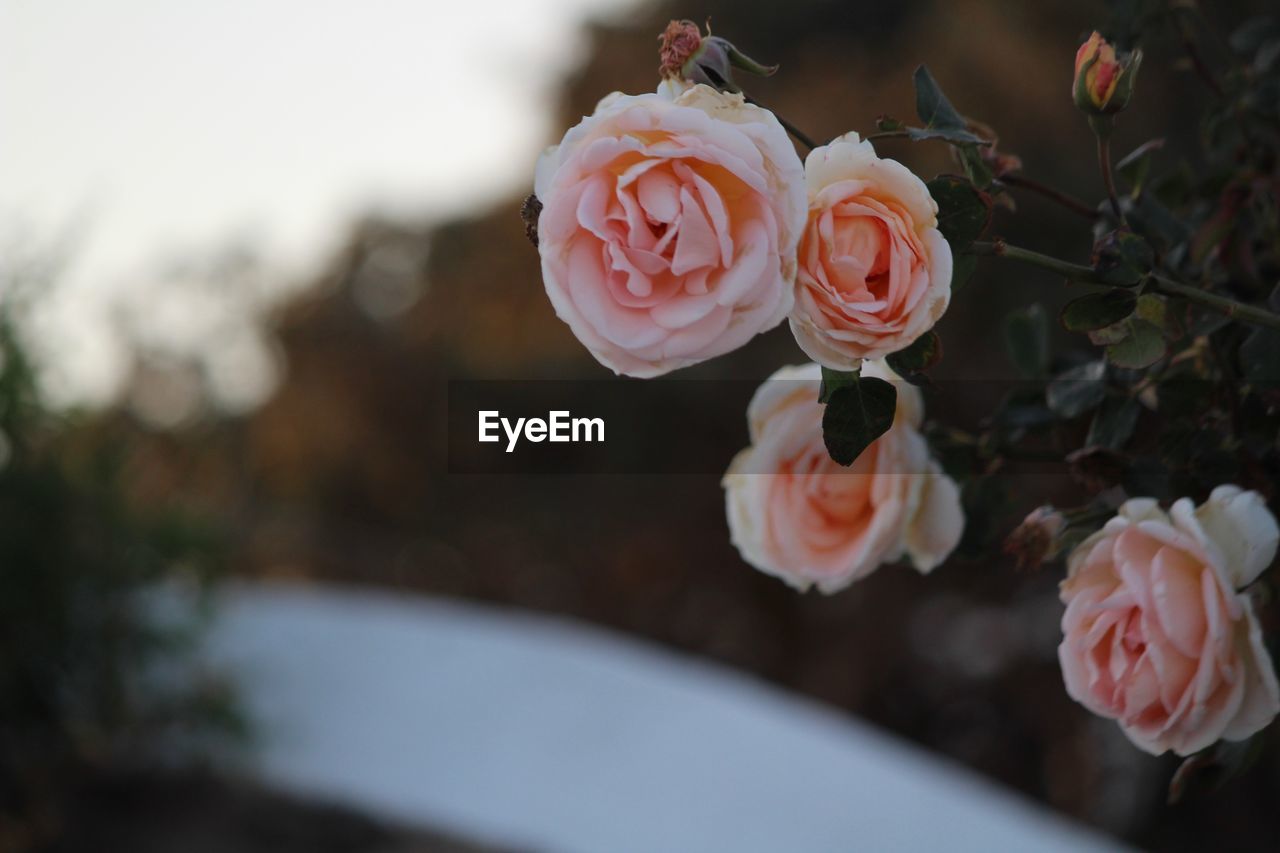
[970,240,1280,333]
[997,174,1097,220]
[528,13,1280,786]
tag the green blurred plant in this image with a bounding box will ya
[0,306,242,848]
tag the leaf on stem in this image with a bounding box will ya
[1061,289,1138,332]
[886,330,942,385]
[820,368,898,466]
[1115,138,1164,196]
[1092,228,1154,287]
[1106,319,1166,368]
[818,364,861,404]
[907,126,988,145]
[914,65,967,131]
[927,176,992,248]
[950,253,979,292]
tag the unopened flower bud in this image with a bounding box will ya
[1004,506,1066,569]
[658,20,776,92]
[1073,31,1141,116]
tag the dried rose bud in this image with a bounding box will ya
[658,20,702,79]
[657,20,776,92]
[1003,506,1066,569]
[1073,31,1141,116]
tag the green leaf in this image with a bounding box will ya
[1088,319,1131,346]
[818,364,861,404]
[1115,138,1164,195]
[957,145,994,189]
[1004,304,1050,379]
[1046,360,1107,418]
[1127,191,1191,253]
[821,376,898,466]
[913,65,967,130]
[950,253,978,292]
[1106,319,1166,368]
[927,175,992,249]
[886,330,942,384]
[905,126,988,145]
[1134,293,1169,331]
[875,116,905,132]
[1061,289,1138,332]
[1092,228,1154,287]
[1086,395,1140,449]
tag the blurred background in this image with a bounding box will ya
[3,0,1279,850]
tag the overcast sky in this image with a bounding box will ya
[0,0,635,408]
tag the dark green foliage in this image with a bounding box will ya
[1003,304,1050,379]
[927,176,992,250]
[819,367,897,466]
[0,314,240,839]
[886,330,942,386]
[1061,290,1138,332]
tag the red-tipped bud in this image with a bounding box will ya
[1073,31,1141,116]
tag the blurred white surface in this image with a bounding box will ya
[203,582,1125,852]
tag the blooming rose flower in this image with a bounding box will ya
[534,83,806,377]
[722,361,963,593]
[1059,488,1280,755]
[789,133,953,370]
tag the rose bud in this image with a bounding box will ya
[1004,505,1067,569]
[1073,31,1142,116]
[658,20,777,92]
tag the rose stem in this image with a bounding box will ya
[741,93,817,151]
[1097,135,1125,224]
[999,174,1097,220]
[969,239,1280,333]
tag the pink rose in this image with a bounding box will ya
[790,133,953,369]
[534,83,806,377]
[1059,488,1280,755]
[722,361,963,593]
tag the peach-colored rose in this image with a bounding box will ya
[722,361,963,593]
[534,83,806,377]
[1059,488,1280,755]
[789,133,953,370]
